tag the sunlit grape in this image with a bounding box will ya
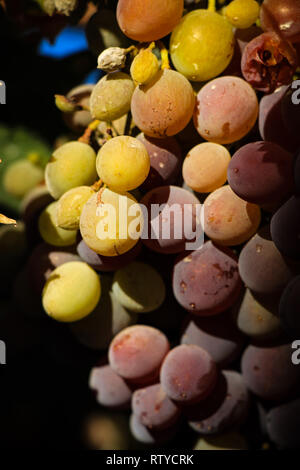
[226,0,260,30]
[56,186,95,230]
[38,201,77,247]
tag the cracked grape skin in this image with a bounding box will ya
[172,241,243,316]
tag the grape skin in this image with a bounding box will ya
[56,186,95,230]
[279,276,300,337]
[193,76,258,145]
[38,201,77,247]
[96,136,150,192]
[45,141,97,200]
[89,364,132,409]
[131,69,195,139]
[42,261,101,322]
[3,159,44,198]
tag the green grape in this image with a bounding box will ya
[170,10,235,82]
[96,136,150,192]
[42,261,101,322]
[38,201,77,247]
[79,189,143,257]
[45,141,97,199]
[226,0,260,29]
[112,262,166,313]
[90,72,135,122]
[3,159,44,198]
[56,186,95,230]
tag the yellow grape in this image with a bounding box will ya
[170,10,235,82]
[96,136,150,192]
[56,186,95,230]
[90,72,135,122]
[79,189,143,257]
[130,49,159,86]
[42,261,101,322]
[182,143,231,193]
[45,141,97,199]
[3,159,44,198]
[226,0,260,30]
[38,201,77,247]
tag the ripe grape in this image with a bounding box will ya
[3,159,44,198]
[194,76,258,145]
[279,276,300,337]
[182,143,231,193]
[63,84,93,134]
[181,310,245,367]
[70,274,137,350]
[173,241,242,316]
[280,84,300,142]
[21,185,53,245]
[109,325,169,385]
[267,399,300,449]
[90,72,135,122]
[203,185,261,246]
[112,262,165,314]
[77,239,142,272]
[259,85,300,153]
[79,189,143,257]
[194,432,248,450]
[89,364,132,409]
[225,0,260,30]
[238,226,295,295]
[28,242,80,294]
[130,49,160,87]
[132,384,181,430]
[260,0,300,44]
[42,261,101,322]
[129,413,176,445]
[241,32,297,93]
[270,197,300,259]
[227,141,294,207]
[241,343,300,401]
[170,10,234,82]
[56,186,95,230]
[116,0,184,42]
[131,69,195,139]
[38,201,77,247]
[140,185,202,254]
[137,133,182,192]
[45,141,97,199]
[85,9,130,56]
[189,371,250,435]
[160,344,218,404]
[96,136,150,192]
[237,288,281,339]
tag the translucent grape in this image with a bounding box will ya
[90,72,135,122]
[225,0,260,30]
[170,10,235,82]
[3,159,44,198]
[183,143,231,193]
[38,201,77,247]
[42,261,101,322]
[203,185,261,246]
[112,261,166,313]
[79,189,143,257]
[117,0,184,42]
[96,136,150,192]
[131,69,195,138]
[45,141,97,199]
[56,186,95,231]
[193,76,259,145]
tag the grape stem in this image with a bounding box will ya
[97,184,107,205]
[91,179,103,192]
[157,41,170,70]
[208,0,216,12]
[78,119,100,144]
[0,214,16,225]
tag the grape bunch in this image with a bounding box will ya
[2,0,300,451]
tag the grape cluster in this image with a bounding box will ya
[2,0,300,451]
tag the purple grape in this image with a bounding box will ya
[173,241,243,316]
[129,414,177,445]
[279,276,300,336]
[270,196,300,260]
[89,364,132,409]
[160,344,218,405]
[267,398,300,449]
[189,371,250,435]
[132,383,181,430]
